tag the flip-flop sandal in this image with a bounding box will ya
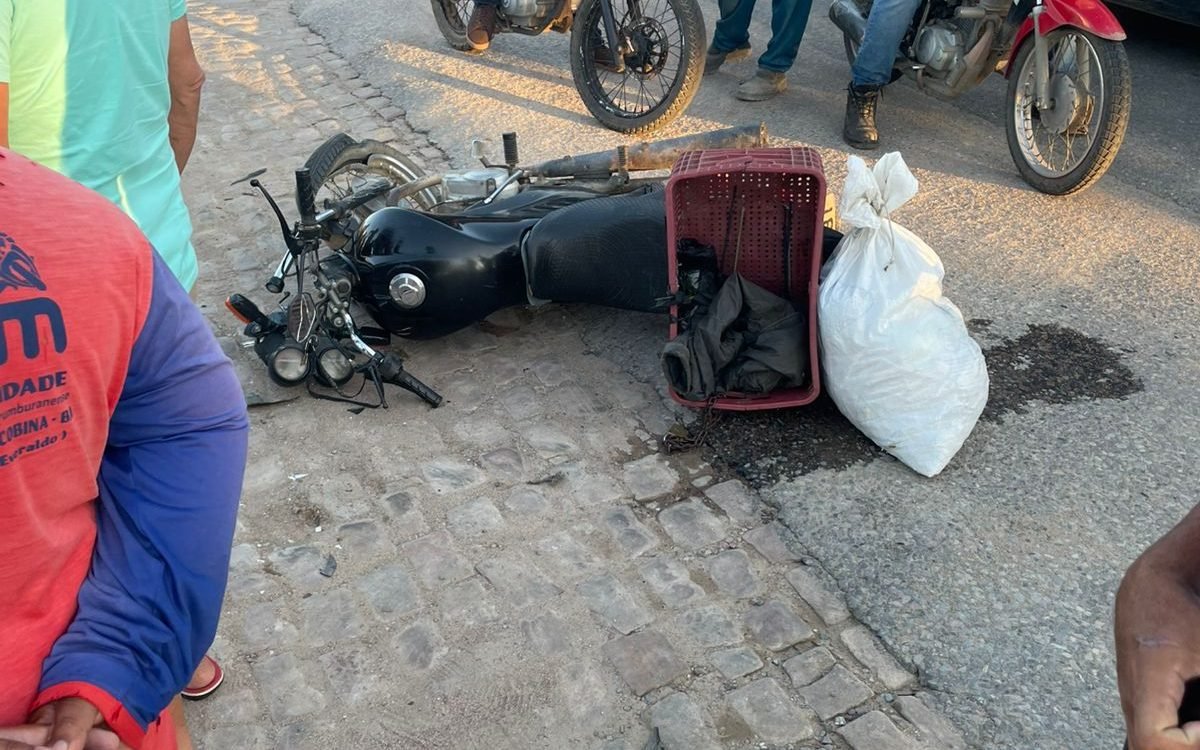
[181,655,224,701]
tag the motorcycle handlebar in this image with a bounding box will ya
[377,353,443,407]
[389,368,444,408]
[295,167,317,224]
[314,181,392,224]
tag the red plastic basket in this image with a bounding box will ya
[665,147,826,411]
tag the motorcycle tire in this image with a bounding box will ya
[303,134,439,246]
[1004,28,1131,196]
[570,0,705,134]
[430,0,475,52]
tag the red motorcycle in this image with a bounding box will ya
[830,0,1131,195]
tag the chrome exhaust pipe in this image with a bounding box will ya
[829,0,868,46]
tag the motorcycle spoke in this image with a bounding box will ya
[1013,29,1108,178]
[581,0,688,118]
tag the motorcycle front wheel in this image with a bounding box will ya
[1004,28,1131,196]
[570,0,706,133]
[304,134,440,247]
[430,0,475,52]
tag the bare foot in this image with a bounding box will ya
[185,655,216,691]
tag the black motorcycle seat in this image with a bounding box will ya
[522,187,668,313]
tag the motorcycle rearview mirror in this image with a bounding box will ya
[287,292,318,344]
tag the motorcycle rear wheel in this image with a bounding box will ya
[430,0,476,52]
[570,0,705,133]
[304,134,439,247]
[1004,28,1131,196]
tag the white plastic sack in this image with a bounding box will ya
[818,153,988,477]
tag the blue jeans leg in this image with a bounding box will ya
[712,0,756,53]
[757,0,813,73]
[851,0,922,86]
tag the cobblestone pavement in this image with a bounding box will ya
[182,1,971,748]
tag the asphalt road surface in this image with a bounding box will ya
[292,1,1200,747]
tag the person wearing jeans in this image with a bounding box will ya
[704,0,814,101]
[843,0,920,148]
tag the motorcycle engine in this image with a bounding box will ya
[499,0,560,25]
[914,21,963,74]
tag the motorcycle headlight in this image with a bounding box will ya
[267,341,311,385]
[315,341,355,386]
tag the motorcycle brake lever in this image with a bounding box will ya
[231,168,267,186]
[250,178,302,255]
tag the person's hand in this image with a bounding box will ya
[26,700,122,750]
[0,724,50,750]
[1116,553,1200,750]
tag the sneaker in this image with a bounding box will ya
[704,43,751,75]
[467,3,498,51]
[843,83,881,149]
[735,69,786,101]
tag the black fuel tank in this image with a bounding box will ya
[350,207,535,339]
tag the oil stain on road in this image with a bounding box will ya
[701,322,1144,486]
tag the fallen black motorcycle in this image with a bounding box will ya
[227,124,767,408]
[430,0,705,133]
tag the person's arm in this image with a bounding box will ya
[166,14,204,173]
[1116,504,1200,750]
[29,252,248,749]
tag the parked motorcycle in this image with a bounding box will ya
[830,0,1131,194]
[430,0,705,133]
[226,125,767,408]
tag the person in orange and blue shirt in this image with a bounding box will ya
[0,0,225,708]
[0,148,247,750]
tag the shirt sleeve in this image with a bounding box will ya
[169,0,186,22]
[33,251,249,745]
[0,0,13,83]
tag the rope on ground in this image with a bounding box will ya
[660,398,721,454]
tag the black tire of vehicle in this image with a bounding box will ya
[1004,30,1131,196]
[570,0,706,134]
[303,134,437,245]
[430,0,475,52]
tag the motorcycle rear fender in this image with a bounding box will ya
[1003,0,1126,77]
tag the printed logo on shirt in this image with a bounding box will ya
[0,232,47,294]
[0,232,72,467]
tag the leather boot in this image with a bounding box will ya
[843,83,881,149]
[735,69,787,101]
[588,26,619,72]
[704,43,751,75]
[467,4,498,51]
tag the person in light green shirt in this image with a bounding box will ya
[0,0,206,292]
[0,3,216,744]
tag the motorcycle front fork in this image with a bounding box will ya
[597,0,625,72]
[1031,0,1051,110]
